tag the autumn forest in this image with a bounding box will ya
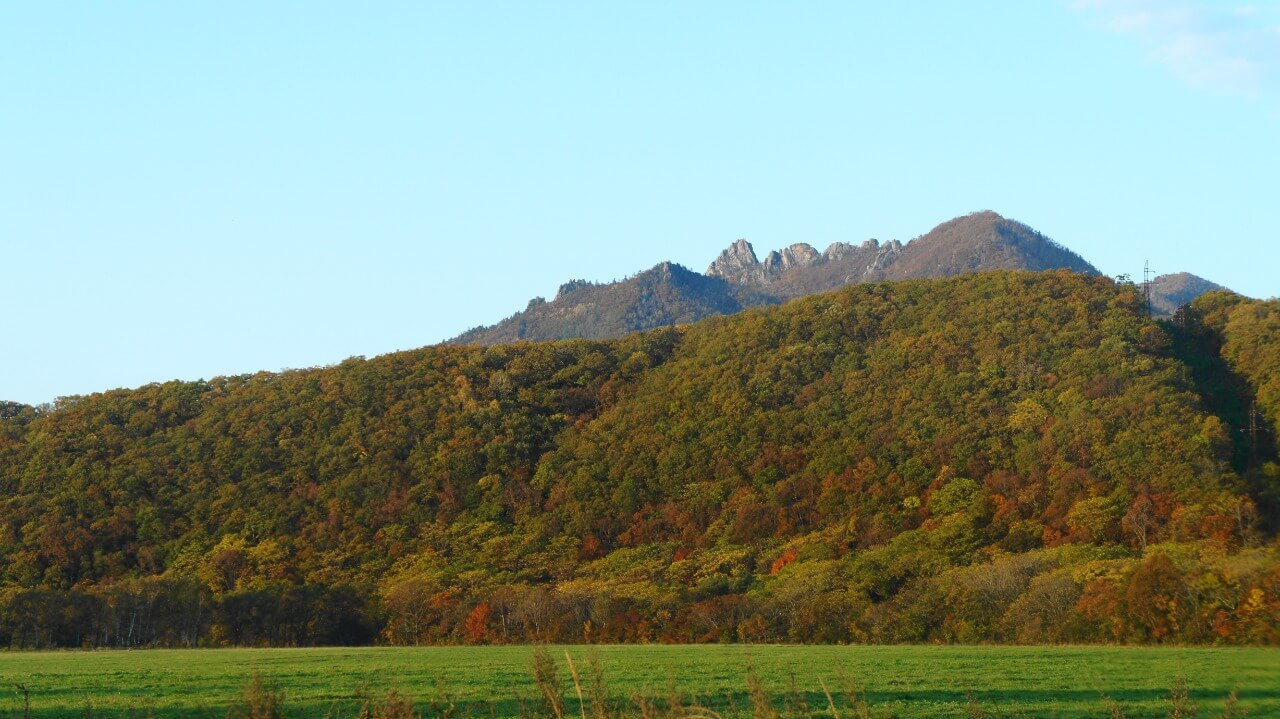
[1,271,1278,648]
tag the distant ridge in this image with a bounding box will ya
[1149,272,1228,317]
[450,262,774,345]
[450,211,1223,345]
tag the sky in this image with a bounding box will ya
[2,2,1278,406]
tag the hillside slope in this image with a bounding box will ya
[1,272,1276,647]
[453,262,773,345]
[1150,272,1229,317]
[880,211,1098,280]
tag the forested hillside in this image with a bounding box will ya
[1,271,1277,648]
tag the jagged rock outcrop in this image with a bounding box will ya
[707,239,768,286]
[705,235,904,299]
[770,243,821,272]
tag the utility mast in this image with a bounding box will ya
[1172,303,1190,329]
[1247,400,1261,460]
[1142,261,1154,318]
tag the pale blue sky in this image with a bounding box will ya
[2,2,1278,405]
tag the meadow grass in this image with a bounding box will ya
[1,645,1277,719]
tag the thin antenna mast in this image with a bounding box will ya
[1142,261,1154,318]
[1248,400,1260,461]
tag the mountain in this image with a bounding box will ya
[452,211,1116,345]
[2,271,1277,648]
[879,210,1099,281]
[452,262,775,345]
[708,210,1102,298]
[1149,272,1228,317]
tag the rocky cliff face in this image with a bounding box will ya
[706,239,768,286]
[706,237,903,297]
[450,211,1229,345]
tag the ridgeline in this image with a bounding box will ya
[452,211,1219,345]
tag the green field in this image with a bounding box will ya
[1,645,1278,719]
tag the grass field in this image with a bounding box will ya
[1,645,1278,719]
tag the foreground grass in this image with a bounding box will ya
[1,645,1278,719]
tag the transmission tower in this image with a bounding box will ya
[1142,261,1154,318]
[1247,400,1262,460]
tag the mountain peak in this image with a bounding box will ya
[882,211,1099,280]
[706,239,766,284]
[773,243,821,271]
[1149,272,1229,316]
[451,261,750,345]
